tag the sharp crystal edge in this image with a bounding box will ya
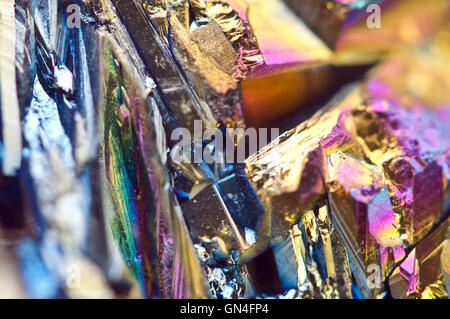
[246,26,450,298]
[91,0,210,298]
[0,0,448,299]
[0,0,120,299]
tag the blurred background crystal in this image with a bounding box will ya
[0,0,448,299]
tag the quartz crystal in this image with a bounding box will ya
[0,0,448,299]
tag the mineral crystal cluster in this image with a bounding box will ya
[0,0,448,299]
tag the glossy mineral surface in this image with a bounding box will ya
[0,0,448,299]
